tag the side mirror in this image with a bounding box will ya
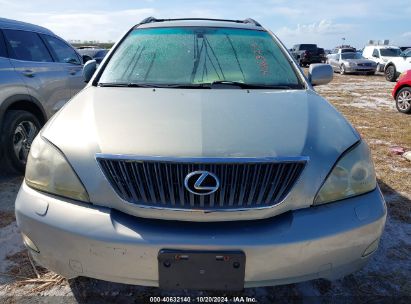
[308,64,333,86]
[83,60,97,83]
[82,55,92,64]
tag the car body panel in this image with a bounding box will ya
[392,70,411,98]
[0,19,85,120]
[42,86,359,221]
[16,181,386,286]
[385,55,411,74]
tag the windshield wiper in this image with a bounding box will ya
[97,82,302,89]
[208,81,297,89]
[98,82,161,88]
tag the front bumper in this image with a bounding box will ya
[345,66,376,73]
[16,182,386,288]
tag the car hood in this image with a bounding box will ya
[42,86,359,221]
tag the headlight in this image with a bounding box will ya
[347,62,356,67]
[25,136,89,202]
[314,141,376,205]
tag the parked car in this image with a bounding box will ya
[77,47,109,64]
[16,17,386,291]
[318,47,327,63]
[0,18,85,173]
[327,52,377,75]
[331,45,356,54]
[392,70,411,113]
[290,44,324,66]
[362,45,401,72]
[384,49,411,82]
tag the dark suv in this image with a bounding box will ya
[0,18,85,173]
[291,44,323,66]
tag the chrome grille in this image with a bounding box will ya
[97,156,307,210]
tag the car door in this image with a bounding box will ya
[372,48,381,64]
[329,54,338,71]
[3,29,71,118]
[41,34,85,98]
[395,50,411,73]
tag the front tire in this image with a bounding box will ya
[385,65,397,82]
[395,87,411,114]
[0,110,41,174]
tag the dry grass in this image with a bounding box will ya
[1,250,67,295]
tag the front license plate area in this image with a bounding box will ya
[158,250,245,290]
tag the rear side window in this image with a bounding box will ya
[0,30,6,57]
[3,29,52,62]
[42,35,81,64]
[299,44,316,51]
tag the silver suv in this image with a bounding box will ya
[0,18,85,173]
[16,18,386,291]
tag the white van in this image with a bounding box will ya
[362,45,401,72]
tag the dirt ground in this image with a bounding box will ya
[0,71,410,303]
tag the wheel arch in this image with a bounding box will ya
[0,95,47,129]
[384,62,395,72]
[394,85,411,99]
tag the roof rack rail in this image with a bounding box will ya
[243,18,261,27]
[137,17,262,27]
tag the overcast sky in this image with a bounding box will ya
[1,0,410,48]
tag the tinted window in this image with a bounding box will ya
[42,35,80,64]
[372,49,379,57]
[340,48,356,53]
[0,30,6,57]
[299,44,316,51]
[94,49,108,58]
[4,29,52,62]
[341,53,363,59]
[380,48,401,57]
[100,27,302,88]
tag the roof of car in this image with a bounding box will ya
[135,17,264,31]
[0,17,55,36]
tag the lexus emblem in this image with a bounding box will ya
[184,171,220,196]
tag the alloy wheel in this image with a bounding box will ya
[13,120,38,164]
[397,90,411,111]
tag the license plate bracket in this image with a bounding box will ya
[158,249,245,290]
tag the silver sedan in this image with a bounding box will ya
[327,52,377,75]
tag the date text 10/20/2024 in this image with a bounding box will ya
[149,296,258,303]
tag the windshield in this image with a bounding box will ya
[99,27,302,88]
[380,48,401,57]
[341,53,363,59]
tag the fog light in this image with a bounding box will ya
[22,233,40,253]
[362,238,379,257]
